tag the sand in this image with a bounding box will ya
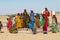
[0,27,60,40]
[0,13,60,40]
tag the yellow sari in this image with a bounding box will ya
[15,15,22,28]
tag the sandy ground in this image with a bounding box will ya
[0,27,60,40]
[0,13,60,40]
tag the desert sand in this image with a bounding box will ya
[0,13,60,40]
[0,27,60,40]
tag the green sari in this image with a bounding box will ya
[40,15,45,28]
[52,18,59,33]
[22,13,29,28]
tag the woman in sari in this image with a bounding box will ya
[22,9,30,28]
[42,8,50,34]
[40,10,45,28]
[7,18,12,32]
[28,10,36,34]
[35,15,40,28]
[29,10,34,29]
[52,11,59,33]
[20,13,24,28]
[15,13,22,28]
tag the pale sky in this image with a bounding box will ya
[0,0,60,15]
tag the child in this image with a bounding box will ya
[0,21,3,32]
[52,11,59,33]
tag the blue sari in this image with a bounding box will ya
[28,13,34,29]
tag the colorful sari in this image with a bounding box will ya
[40,14,45,27]
[7,18,12,31]
[42,11,50,33]
[22,12,30,28]
[15,15,22,28]
[28,13,34,29]
[35,16,40,28]
[52,15,59,33]
[29,13,36,34]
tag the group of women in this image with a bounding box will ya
[0,8,59,34]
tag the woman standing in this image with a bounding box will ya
[42,8,50,34]
[7,18,12,32]
[52,11,59,33]
[29,10,34,29]
[28,10,36,34]
[40,10,45,28]
[15,13,22,28]
[22,9,30,28]
[35,15,40,28]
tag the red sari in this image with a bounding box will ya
[42,11,50,31]
[7,18,12,30]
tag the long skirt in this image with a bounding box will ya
[16,22,22,28]
[41,17,45,28]
[35,18,40,28]
[28,21,36,34]
[28,21,34,29]
[52,18,59,33]
[43,19,48,34]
